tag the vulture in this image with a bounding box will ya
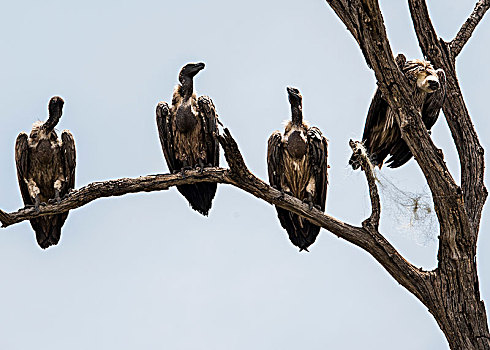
[15,96,76,249]
[156,62,220,216]
[267,87,328,251]
[350,54,446,169]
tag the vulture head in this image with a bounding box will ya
[403,60,441,93]
[179,62,205,84]
[287,86,302,105]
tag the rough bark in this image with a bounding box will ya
[326,0,489,348]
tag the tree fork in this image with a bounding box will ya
[326,0,490,348]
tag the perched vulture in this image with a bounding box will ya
[15,96,76,249]
[350,55,446,169]
[156,62,220,216]
[267,87,328,251]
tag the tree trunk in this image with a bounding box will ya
[425,262,489,349]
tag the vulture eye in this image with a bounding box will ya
[30,132,38,139]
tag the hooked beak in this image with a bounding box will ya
[287,86,301,98]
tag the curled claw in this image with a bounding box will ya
[277,191,284,201]
[62,190,73,200]
[49,189,62,204]
[180,166,192,179]
[301,200,314,211]
[196,160,205,174]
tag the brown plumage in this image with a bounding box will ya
[350,54,446,169]
[267,87,328,251]
[15,96,76,249]
[156,62,220,215]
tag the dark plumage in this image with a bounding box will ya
[15,96,76,249]
[267,87,328,251]
[156,62,220,216]
[350,54,446,169]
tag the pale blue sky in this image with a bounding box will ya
[0,1,488,349]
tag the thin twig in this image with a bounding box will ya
[349,140,380,230]
[451,0,490,58]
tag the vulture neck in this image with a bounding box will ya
[180,77,194,100]
[43,114,60,132]
[290,103,303,126]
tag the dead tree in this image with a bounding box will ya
[0,1,489,348]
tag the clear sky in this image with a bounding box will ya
[0,1,488,349]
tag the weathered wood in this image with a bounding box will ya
[0,169,228,228]
[349,140,380,230]
[326,0,489,348]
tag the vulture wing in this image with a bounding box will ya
[267,131,283,191]
[156,101,180,173]
[61,130,76,193]
[307,127,328,211]
[15,132,32,205]
[350,88,390,169]
[198,95,220,167]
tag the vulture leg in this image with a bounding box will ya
[303,193,314,210]
[34,194,41,213]
[180,161,193,178]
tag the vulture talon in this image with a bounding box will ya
[302,198,314,211]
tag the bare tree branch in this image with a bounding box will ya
[349,140,380,230]
[451,0,490,58]
[0,127,427,302]
[0,169,229,228]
